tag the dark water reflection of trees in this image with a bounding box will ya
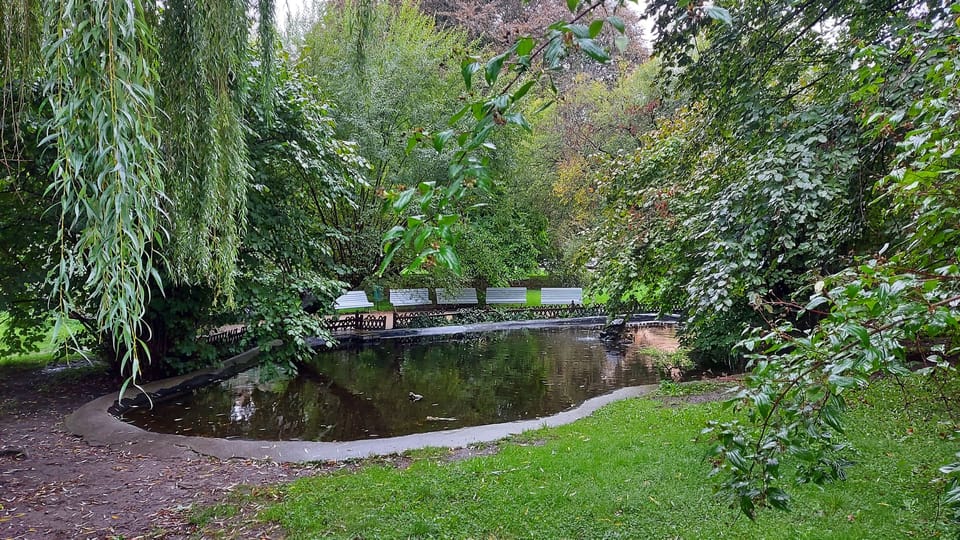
[123,327,677,441]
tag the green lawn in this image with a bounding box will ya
[256,378,955,539]
[525,288,541,306]
[0,314,86,368]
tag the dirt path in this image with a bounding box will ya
[0,363,330,539]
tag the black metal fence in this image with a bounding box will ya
[392,305,607,330]
[205,327,246,346]
[323,312,388,332]
[203,306,672,340]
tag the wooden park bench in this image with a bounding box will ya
[436,287,479,306]
[484,287,527,305]
[389,288,432,308]
[334,291,374,310]
[540,287,583,305]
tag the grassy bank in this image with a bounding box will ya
[0,315,86,368]
[252,378,955,539]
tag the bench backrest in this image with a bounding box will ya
[540,287,583,305]
[390,288,432,307]
[485,287,527,304]
[436,287,478,305]
[334,291,374,310]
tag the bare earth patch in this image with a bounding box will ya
[0,364,336,539]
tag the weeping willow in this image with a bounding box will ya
[259,0,276,118]
[1,0,275,384]
[158,0,250,300]
[0,0,41,171]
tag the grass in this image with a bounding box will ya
[0,314,87,368]
[655,379,731,397]
[252,377,956,539]
[525,288,541,306]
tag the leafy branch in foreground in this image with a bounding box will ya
[703,11,960,518]
[377,0,730,276]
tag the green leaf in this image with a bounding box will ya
[449,104,470,126]
[511,80,536,103]
[566,0,580,12]
[568,24,591,39]
[767,488,790,511]
[432,129,454,152]
[492,94,510,110]
[614,35,629,53]
[438,214,458,227]
[515,37,535,57]
[544,32,566,68]
[533,100,555,114]
[377,242,401,276]
[577,38,610,63]
[405,135,418,155]
[383,226,405,242]
[485,53,508,85]
[606,15,626,33]
[437,244,461,274]
[726,449,749,471]
[804,295,829,312]
[445,178,463,200]
[461,60,480,89]
[505,112,532,132]
[589,20,604,38]
[393,188,415,212]
[703,6,732,25]
[739,495,756,520]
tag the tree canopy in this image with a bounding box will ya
[579,0,960,516]
[1,0,295,385]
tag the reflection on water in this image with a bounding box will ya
[123,326,678,442]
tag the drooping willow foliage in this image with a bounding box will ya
[42,0,167,387]
[0,0,41,168]
[1,0,276,386]
[158,0,250,300]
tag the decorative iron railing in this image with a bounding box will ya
[392,305,607,329]
[205,327,246,346]
[504,305,607,320]
[322,313,388,332]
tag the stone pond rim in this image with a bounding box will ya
[65,316,679,463]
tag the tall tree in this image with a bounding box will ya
[297,0,476,286]
[612,0,960,516]
[1,0,276,386]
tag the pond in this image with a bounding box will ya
[121,325,677,442]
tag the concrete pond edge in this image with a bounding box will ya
[66,317,675,463]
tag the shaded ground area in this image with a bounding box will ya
[0,363,333,539]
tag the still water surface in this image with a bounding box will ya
[122,326,676,441]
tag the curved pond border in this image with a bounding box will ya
[66,317,675,463]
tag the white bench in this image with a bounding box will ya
[334,291,374,310]
[390,288,432,307]
[540,287,583,305]
[485,287,527,305]
[436,287,478,305]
